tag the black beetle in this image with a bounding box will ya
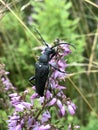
[29,28,75,96]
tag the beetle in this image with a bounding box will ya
[29,27,75,96]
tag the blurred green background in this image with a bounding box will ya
[0,0,98,129]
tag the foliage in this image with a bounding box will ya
[30,0,85,64]
[0,11,36,90]
[81,114,98,130]
[0,110,8,130]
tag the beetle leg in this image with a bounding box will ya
[49,52,57,61]
[29,76,35,85]
[50,64,65,73]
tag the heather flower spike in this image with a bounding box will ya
[0,40,78,130]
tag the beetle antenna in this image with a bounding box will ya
[51,40,76,49]
[32,26,49,47]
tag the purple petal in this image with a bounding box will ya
[53,70,65,79]
[58,60,67,68]
[9,115,20,120]
[15,104,25,111]
[15,124,22,130]
[21,102,32,109]
[71,102,76,110]
[33,126,40,130]
[9,93,18,97]
[68,104,75,115]
[32,86,36,90]
[39,96,45,104]
[41,111,51,123]
[57,100,62,109]
[11,96,20,102]
[8,120,17,127]
[30,93,38,99]
[60,44,71,56]
[39,124,51,130]
[60,105,66,116]
[46,90,52,99]
[27,117,33,128]
[47,98,56,106]
[56,84,66,90]
[24,89,29,94]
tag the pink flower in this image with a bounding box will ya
[31,93,38,99]
[67,101,76,115]
[41,111,51,123]
[39,124,51,130]
[47,98,57,106]
[15,124,21,130]
[57,99,62,109]
[15,104,25,111]
[60,105,66,116]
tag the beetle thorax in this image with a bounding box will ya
[39,54,49,64]
[39,47,55,64]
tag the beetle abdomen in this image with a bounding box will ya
[35,62,49,96]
